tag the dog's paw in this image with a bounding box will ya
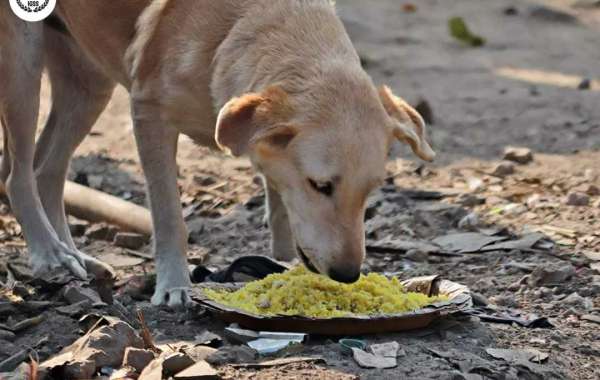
[30,241,88,280]
[30,241,115,282]
[151,286,194,308]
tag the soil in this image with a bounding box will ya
[1,0,600,379]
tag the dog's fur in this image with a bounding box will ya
[0,0,434,307]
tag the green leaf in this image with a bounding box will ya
[449,17,486,47]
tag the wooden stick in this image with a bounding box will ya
[0,181,152,236]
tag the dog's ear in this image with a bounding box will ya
[378,85,436,162]
[215,86,296,156]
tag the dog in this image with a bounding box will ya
[0,0,435,307]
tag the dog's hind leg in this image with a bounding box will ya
[34,28,115,249]
[0,19,87,278]
[0,17,110,280]
[31,27,116,280]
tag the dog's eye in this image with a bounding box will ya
[308,179,334,197]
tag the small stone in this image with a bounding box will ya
[206,346,257,366]
[69,220,89,237]
[563,292,593,311]
[163,352,195,376]
[581,314,600,324]
[529,264,575,286]
[458,213,480,230]
[113,232,148,250]
[578,78,591,90]
[405,249,429,263]
[565,192,590,206]
[471,292,489,307]
[174,360,220,380]
[88,175,104,189]
[467,177,484,192]
[414,98,434,125]
[123,347,156,372]
[583,184,600,196]
[86,223,119,241]
[492,161,515,177]
[503,147,534,165]
[489,294,519,308]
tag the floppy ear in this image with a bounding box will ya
[215,86,296,156]
[378,85,436,162]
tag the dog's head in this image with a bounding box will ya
[214,70,434,283]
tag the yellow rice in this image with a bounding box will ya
[203,266,448,318]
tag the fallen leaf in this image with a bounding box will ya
[449,17,486,47]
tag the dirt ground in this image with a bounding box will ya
[1,0,600,379]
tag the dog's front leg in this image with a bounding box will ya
[265,184,296,262]
[132,109,191,307]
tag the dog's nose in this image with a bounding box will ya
[328,267,361,284]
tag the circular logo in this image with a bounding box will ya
[9,0,56,22]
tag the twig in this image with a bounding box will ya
[137,309,160,353]
[29,353,39,380]
[11,315,45,333]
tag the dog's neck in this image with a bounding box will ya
[210,0,362,111]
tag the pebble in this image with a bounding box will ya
[467,178,484,192]
[581,314,600,324]
[458,213,480,230]
[563,292,594,311]
[405,249,429,263]
[489,294,519,308]
[206,346,257,366]
[471,292,489,307]
[414,98,434,125]
[123,347,156,372]
[113,232,147,250]
[581,184,599,196]
[86,223,119,241]
[503,147,534,165]
[491,161,515,177]
[529,264,575,286]
[578,78,591,90]
[69,220,89,237]
[565,192,590,206]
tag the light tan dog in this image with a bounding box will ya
[0,0,434,307]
